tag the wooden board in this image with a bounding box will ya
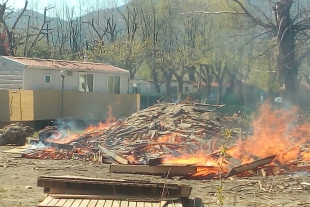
[37,176,192,198]
[225,155,276,179]
[98,145,128,164]
[110,164,197,176]
[38,196,183,207]
[50,195,179,202]
[3,145,32,154]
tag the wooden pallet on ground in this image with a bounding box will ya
[37,175,192,199]
[38,195,183,207]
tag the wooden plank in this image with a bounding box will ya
[50,194,178,202]
[3,145,32,154]
[104,200,114,207]
[128,201,137,207]
[55,199,67,206]
[87,200,98,207]
[136,202,144,207]
[120,201,129,207]
[172,200,183,207]
[144,202,153,207]
[71,199,83,207]
[158,201,169,207]
[63,199,75,207]
[225,155,276,179]
[79,199,91,207]
[98,145,128,164]
[95,200,106,207]
[46,198,59,206]
[38,176,192,199]
[38,196,54,206]
[112,200,121,207]
[109,164,197,176]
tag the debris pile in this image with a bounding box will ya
[0,123,34,146]
[96,103,233,163]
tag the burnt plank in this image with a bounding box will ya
[109,164,196,176]
[225,155,276,179]
[98,145,128,164]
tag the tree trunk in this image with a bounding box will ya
[216,80,223,105]
[200,64,212,101]
[163,70,173,102]
[151,68,161,93]
[274,0,299,106]
[175,72,183,95]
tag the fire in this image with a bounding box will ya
[46,106,116,144]
[228,104,310,165]
[163,151,219,166]
[158,104,310,178]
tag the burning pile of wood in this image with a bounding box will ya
[21,103,234,164]
[19,103,310,179]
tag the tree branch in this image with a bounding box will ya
[12,0,28,31]
[231,0,276,31]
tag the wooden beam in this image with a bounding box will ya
[110,164,197,176]
[225,155,276,179]
[98,145,128,164]
[50,194,180,202]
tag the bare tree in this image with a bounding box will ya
[231,0,310,106]
[0,0,28,56]
[23,6,54,57]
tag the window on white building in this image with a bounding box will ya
[107,75,121,94]
[79,73,94,92]
[44,75,51,84]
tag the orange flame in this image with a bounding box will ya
[228,104,310,164]
[47,106,116,144]
[163,151,219,166]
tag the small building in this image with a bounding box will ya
[0,56,130,94]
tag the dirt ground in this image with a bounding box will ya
[0,146,310,207]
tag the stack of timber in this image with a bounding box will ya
[37,175,192,207]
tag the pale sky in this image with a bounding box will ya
[6,0,125,16]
